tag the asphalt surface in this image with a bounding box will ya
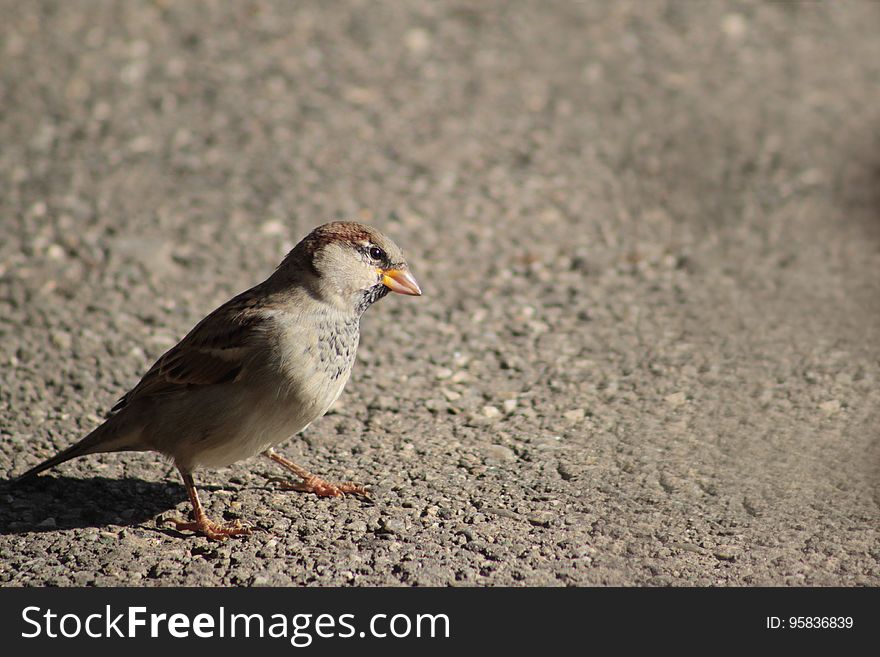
[1,1,879,586]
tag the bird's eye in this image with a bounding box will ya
[369,246,386,261]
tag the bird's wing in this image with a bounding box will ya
[107,287,270,415]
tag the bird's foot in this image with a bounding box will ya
[271,475,370,499]
[161,515,252,541]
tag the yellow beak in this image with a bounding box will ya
[381,268,422,296]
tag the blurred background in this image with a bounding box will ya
[1,1,878,585]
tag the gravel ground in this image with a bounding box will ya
[1,1,879,586]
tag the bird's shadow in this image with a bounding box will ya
[0,475,186,535]
[0,473,346,536]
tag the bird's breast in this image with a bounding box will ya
[163,309,362,471]
[272,311,360,415]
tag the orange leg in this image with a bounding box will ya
[264,449,370,499]
[162,469,252,540]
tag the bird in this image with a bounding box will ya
[15,221,421,540]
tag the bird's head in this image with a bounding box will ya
[277,221,421,313]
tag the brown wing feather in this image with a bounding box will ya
[108,287,268,415]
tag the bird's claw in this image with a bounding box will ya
[160,515,252,541]
[270,475,371,499]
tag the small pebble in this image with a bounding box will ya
[721,14,747,40]
[713,546,739,561]
[482,405,502,419]
[665,392,687,406]
[46,244,66,260]
[50,330,72,350]
[484,445,516,463]
[348,520,368,533]
[381,517,406,534]
[435,367,453,380]
[443,388,461,401]
[260,219,286,236]
[819,400,841,415]
[405,28,431,55]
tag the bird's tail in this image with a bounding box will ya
[15,420,140,483]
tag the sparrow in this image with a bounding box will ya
[16,221,421,540]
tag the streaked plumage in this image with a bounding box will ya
[17,221,421,539]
